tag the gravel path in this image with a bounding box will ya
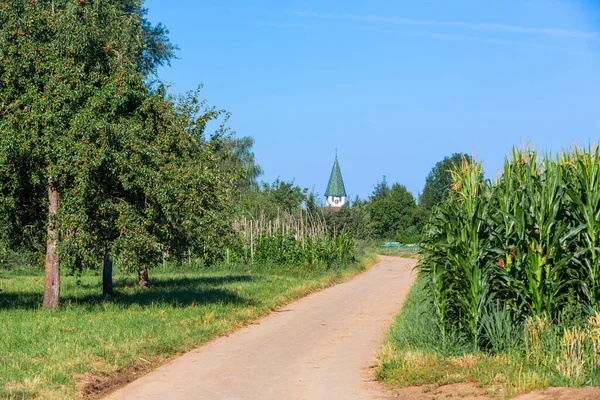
[105,256,416,400]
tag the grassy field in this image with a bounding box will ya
[377,274,600,398]
[0,256,376,399]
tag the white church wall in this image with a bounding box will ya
[326,196,346,208]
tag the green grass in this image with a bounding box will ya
[375,248,419,258]
[0,255,377,399]
[358,239,420,259]
[377,273,600,398]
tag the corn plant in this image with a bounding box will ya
[563,145,600,312]
[421,157,493,345]
[420,145,600,350]
[490,149,574,317]
[420,208,452,338]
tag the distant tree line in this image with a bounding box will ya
[312,153,472,243]
[233,152,471,245]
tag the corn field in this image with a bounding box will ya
[420,145,600,347]
[232,210,355,267]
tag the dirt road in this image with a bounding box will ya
[105,256,416,400]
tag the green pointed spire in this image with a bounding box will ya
[325,154,347,197]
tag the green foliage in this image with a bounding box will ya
[251,231,355,268]
[0,238,8,269]
[377,276,463,356]
[232,211,356,268]
[419,153,472,210]
[321,200,373,240]
[420,145,600,347]
[305,189,320,214]
[392,146,600,392]
[369,182,418,241]
[370,175,391,201]
[566,147,600,311]
[357,176,427,243]
[0,1,240,280]
[264,179,308,214]
[237,178,308,221]
[411,205,430,238]
[212,133,263,193]
[479,301,522,354]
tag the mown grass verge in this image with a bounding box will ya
[377,273,600,398]
[0,254,377,399]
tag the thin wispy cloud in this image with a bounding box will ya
[261,21,317,30]
[289,11,600,40]
[411,31,590,55]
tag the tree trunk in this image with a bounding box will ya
[43,181,60,310]
[138,268,150,289]
[103,251,113,296]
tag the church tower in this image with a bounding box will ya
[325,153,347,209]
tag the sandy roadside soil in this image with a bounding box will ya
[392,383,600,400]
[104,256,416,399]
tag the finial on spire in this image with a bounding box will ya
[335,148,338,158]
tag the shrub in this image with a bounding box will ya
[232,211,356,268]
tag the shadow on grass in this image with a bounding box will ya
[73,273,254,289]
[132,274,253,288]
[0,274,257,311]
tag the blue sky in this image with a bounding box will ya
[145,0,600,201]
